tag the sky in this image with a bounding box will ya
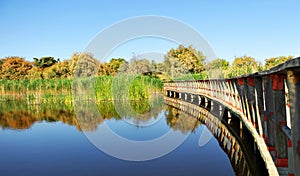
[0,0,299,63]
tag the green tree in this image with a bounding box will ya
[33,56,59,69]
[123,58,151,74]
[26,66,43,80]
[164,55,189,78]
[109,58,127,75]
[264,55,293,70]
[205,58,229,78]
[98,62,110,76]
[207,58,229,70]
[164,45,206,74]
[43,60,71,79]
[226,55,259,78]
[98,58,127,76]
[156,62,165,73]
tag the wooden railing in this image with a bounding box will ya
[163,57,300,176]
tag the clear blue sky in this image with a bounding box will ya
[1,0,299,63]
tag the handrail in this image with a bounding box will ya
[163,57,300,176]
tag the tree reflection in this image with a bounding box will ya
[165,106,200,134]
[0,96,199,134]
[0,96,164,131]
[0,102,79,130]
[0,110,36,129]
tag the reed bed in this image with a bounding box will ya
[0,75,163,102]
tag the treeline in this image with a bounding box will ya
[0,47,294,81]
[205,55,294,78]
[0,53,97,80]
[0,46,294,81]
[162,45,293,79]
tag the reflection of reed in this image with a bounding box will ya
[164,96,266,176]
[74,101,103,131]
[113,95,165,125]
[0,96,165,131]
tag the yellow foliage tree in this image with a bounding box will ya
[226,55,261,78]
[0,56,32,80]
[264,55,293,70]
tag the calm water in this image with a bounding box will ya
[0,97,256,176]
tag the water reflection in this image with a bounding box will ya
[0,96,266,175]
[0,97,164,131]
[0,102,78,130]
[0,96,197,134]
[165,96,268,176]
[165,106,200,134]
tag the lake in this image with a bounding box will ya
[0,96,264,176]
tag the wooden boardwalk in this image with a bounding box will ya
[163,57,300,176]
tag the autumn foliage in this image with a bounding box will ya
[0,56,32,80]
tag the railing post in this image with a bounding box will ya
[254,76,264,138]
[287,70,300,175]
[236,78,246,115]
[246,76,257,129]
[271,74,288,168]
[263,76,276,157]
[232,79,242,112]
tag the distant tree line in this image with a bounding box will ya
[0,45,294,80]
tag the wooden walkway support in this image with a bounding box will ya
[163,57,300,176]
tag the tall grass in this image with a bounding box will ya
[0,79,72,103]
[0,75,163,102]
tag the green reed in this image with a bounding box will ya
[0,75,163,102]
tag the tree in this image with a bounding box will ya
[226,55,259,78]
[71,52,99,77]
[207,58,229,70]
[0,58,7,73]
[109,58,127,75]
[150,60,157,72]
[42,60,71,79]
[205,58,229,78]
[156,62,165,73]
[26,66,43,80]
[264,55,293,70]
[164,45,206,74]
[124,58,151,74]
[98,58,127,76]
[98,62,111,76]
[164,55,189,78]
[33,56,59,69]
[0,56,32,80]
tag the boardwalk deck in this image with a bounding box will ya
[163,57,300,176]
